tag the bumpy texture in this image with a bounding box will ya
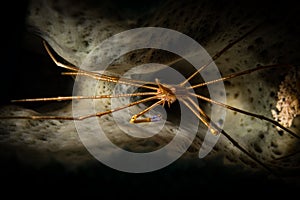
[272,68,300,129]
[1,0,300,194]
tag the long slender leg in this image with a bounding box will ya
[44,41,159,90]
[11,92,158,103]
[43,41,81,72]
[183,97,277,174]
[185,97,221,135]
[0,96,159,121]
[180,22,263,86]
[180,98,219,135]
[188,64,292,90]
[62,72,158,91]
[130,99,164,123]
[190,92,300,139]
[63,72,159,89]
[274,150,300,160]
[206,111,276,175]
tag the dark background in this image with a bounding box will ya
[1,0,300,198]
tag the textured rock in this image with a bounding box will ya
[1,0,300,195]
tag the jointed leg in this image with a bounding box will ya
[207,112,276,175]
[11,92,158,103]
[186,96,221,135]
[179,98,219,135]
[44,41,159,91]
[61,71,159,91]
[181,96,276,174]
[130,99,164,123]
[190,92,300,139]
[1,96,159,121]
[180,22,263,86]
[188,64,292,90]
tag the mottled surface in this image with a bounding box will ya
[1,0,300,197]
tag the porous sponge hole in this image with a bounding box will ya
[0,1,300,188]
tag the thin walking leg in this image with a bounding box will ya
[180,98,219,135]
[190,93,300,139]
[130,99,165,123]
[0,96,159,121]
[180,22,263,86]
